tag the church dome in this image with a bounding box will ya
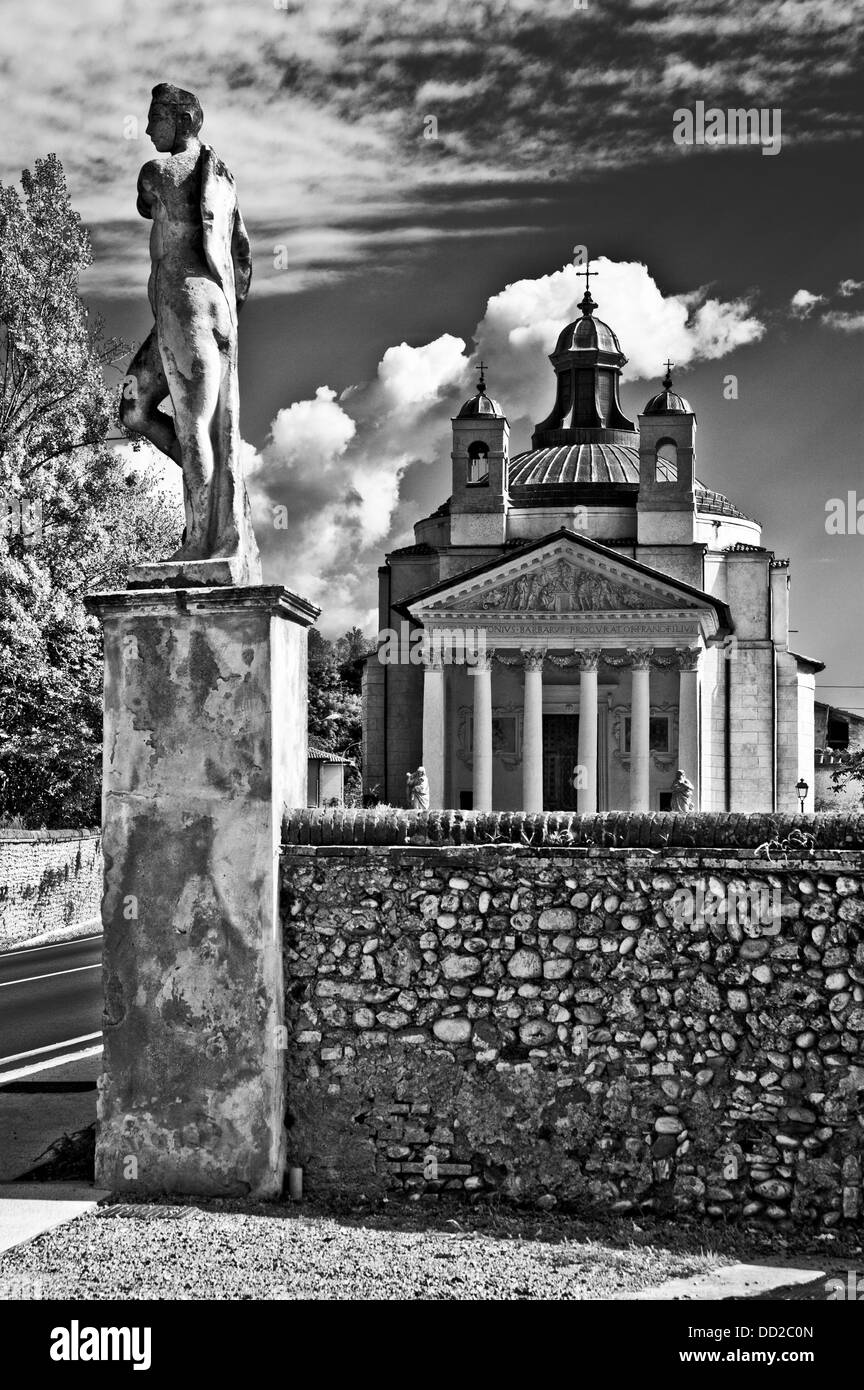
[508,442,748,519]
[511,440,643,486]
[643,364,692,415]
[456,364,503,418]
[554,312,623,356]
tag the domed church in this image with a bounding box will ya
[362,281,822,814]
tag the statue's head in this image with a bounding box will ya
[147,83,204,151]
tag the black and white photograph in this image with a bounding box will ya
[0,0,863,1350]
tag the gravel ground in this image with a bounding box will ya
[1,1197,855,1301]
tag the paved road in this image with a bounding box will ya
[0,937,102,1180]
[0,936,102,1080]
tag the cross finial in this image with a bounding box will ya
[477,359,488,392]
[575,255,598,316]
[662,358,674,388]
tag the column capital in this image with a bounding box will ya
[575,648,601,672]
[421,647,445,672]
[521,648,547,673]
[470,649,494,673]
[675,646,701,672]
[626,647,654,670]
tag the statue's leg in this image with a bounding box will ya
[157,287,226,557]
[119,330,181,467]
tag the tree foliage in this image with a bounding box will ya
[0,155,180,827]
[307,626,372,764]
[831,754,864,805]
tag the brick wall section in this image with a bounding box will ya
[281,839,864,1226]
[0,831,102,949]
[284,807,864,850]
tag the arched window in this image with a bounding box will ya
[467,441,489,485]
[655,438,678,482]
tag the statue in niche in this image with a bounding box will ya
[669,769,695,812]
[406,766,430,810]
[120,83,260,583]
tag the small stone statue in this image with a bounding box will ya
[121,82,260,584]
[669,769,695,813]
[406,766,430,810]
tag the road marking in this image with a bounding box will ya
[0,963,100,989]
[2,929,102,960]
[0,1045,103,1085]
[0,1033,103,1067]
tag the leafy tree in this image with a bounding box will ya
[307,628,373,804]
[831,755,864,806]
[0,155,179,827]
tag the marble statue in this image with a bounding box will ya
[121,83,261,585]
[669,769,695,812]
[406,766,430,810]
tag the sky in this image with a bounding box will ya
[2,0,863,707]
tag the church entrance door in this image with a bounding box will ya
[542,713,580,811]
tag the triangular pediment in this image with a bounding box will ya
[405,533,712,619]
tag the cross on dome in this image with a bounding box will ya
[576,258,598,318]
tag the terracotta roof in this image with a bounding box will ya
[307,746,353,764]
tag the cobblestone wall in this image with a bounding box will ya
[0,831,102,949]
[281,836,864,1227]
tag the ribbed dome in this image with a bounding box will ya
[511,441,644,486]
[456,364,503,419]
[643,388,692,415]
[643,367,692,415]
[508,443,748,519]
[456,390,503,419]
[554,314,624,356]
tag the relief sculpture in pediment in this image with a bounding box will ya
[479,559,670,613]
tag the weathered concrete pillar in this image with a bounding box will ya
[84,584,318,1198]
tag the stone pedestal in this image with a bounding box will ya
[84,584,318,1198]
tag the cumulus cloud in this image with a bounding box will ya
[246,257,763,633]
[790,288,826,318]
[472,257,764,425]
[247,340,470,630]
[837,278,864,297]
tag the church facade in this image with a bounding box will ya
[362,285,821,814]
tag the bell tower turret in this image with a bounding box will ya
[637,362,698,545]
[450,362,509,545]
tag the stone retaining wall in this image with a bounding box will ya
[281,834,864,1227]
[0,830,102,949]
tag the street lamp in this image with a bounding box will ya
[796,777,809,813]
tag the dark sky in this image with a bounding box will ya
[4,0,863,705]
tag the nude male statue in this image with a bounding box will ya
[120,83,260,580]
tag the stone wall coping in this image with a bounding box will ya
[283,808,864,851]
[282,843,862,869]
[0,829,101,843]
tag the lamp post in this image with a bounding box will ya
[796,777,809,814]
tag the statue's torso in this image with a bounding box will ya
[139,146,211,297]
